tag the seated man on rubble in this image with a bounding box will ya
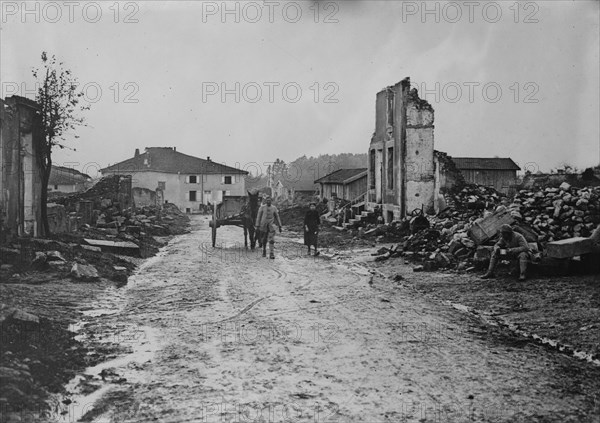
[481,224,531,281]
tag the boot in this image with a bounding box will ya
[519,259,527,281]
[481,255,498,279]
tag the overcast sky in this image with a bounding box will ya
[1,0,598,177]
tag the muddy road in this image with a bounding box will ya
[64,215,599,423]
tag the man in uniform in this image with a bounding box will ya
[481,224,531,281]
[255,196,283,259]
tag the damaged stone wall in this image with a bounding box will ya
[0,96,44,241]
[405,87,435,216]
[133,186,160,208]
[46,202,79,234]
[54,175,132,214]
[367,77,437,221]
[434,150,465,212]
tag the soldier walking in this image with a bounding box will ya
[255,196,283,259]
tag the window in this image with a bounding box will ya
[158,181,166,190]
[369,150,375,188]
[54,185,59,190]
[185,208,191,214]
[189,175,197,184]
[387,147,394,189]
[224,175,232,184]
[189,191,197,202]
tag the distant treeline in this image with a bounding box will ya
[246,153,368,187]
[289,153,368,180]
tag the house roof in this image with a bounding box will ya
[314,168,368,184]
[49,165,91,185]
[101,147,248,175]
[450,157,521,171]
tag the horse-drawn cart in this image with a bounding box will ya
[208,193,260,248]
[208,196,247,247]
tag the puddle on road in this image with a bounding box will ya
[52,325,161,422]
[50,249,168,422]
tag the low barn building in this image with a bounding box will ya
[48,165,92,193]
[451,157,520,194]
[101,147,248,213]
[315,168,367,202]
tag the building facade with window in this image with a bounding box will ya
[101,147,247,213]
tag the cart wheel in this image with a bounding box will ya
[212,223,217,247]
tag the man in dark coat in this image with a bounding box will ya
[304,202,320,256]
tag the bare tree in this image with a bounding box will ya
[32,52,89,235]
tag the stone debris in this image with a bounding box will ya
[508,186,600,242]
[362,183,600,273]
[0,175,190,284]
[70,263,100,281]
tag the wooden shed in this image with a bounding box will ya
[315,168,368,202]
[451,157,520,194]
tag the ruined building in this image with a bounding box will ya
[367,77,442,222]
[0,96,44,240]
[366,78,521,222]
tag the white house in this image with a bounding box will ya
[101,147,248,213]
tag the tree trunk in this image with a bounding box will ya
[40,162,51,237]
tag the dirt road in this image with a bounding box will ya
[63,215,599,423]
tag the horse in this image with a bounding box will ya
[241,190,261,250]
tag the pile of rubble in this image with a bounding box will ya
[279,203,329,232]
[371,182,600,272]
[1,175,190,283]
[92,203,185,238]
[52,175,189,239]
[397,185,505,258]
[507,182,600,242]
[357,185,503,269]
[439,184,505,217]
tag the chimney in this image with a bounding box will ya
[173,147,176,151]
[207,156,211,161]
[135,148,140,157]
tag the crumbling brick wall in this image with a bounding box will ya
[54,175,132,213]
